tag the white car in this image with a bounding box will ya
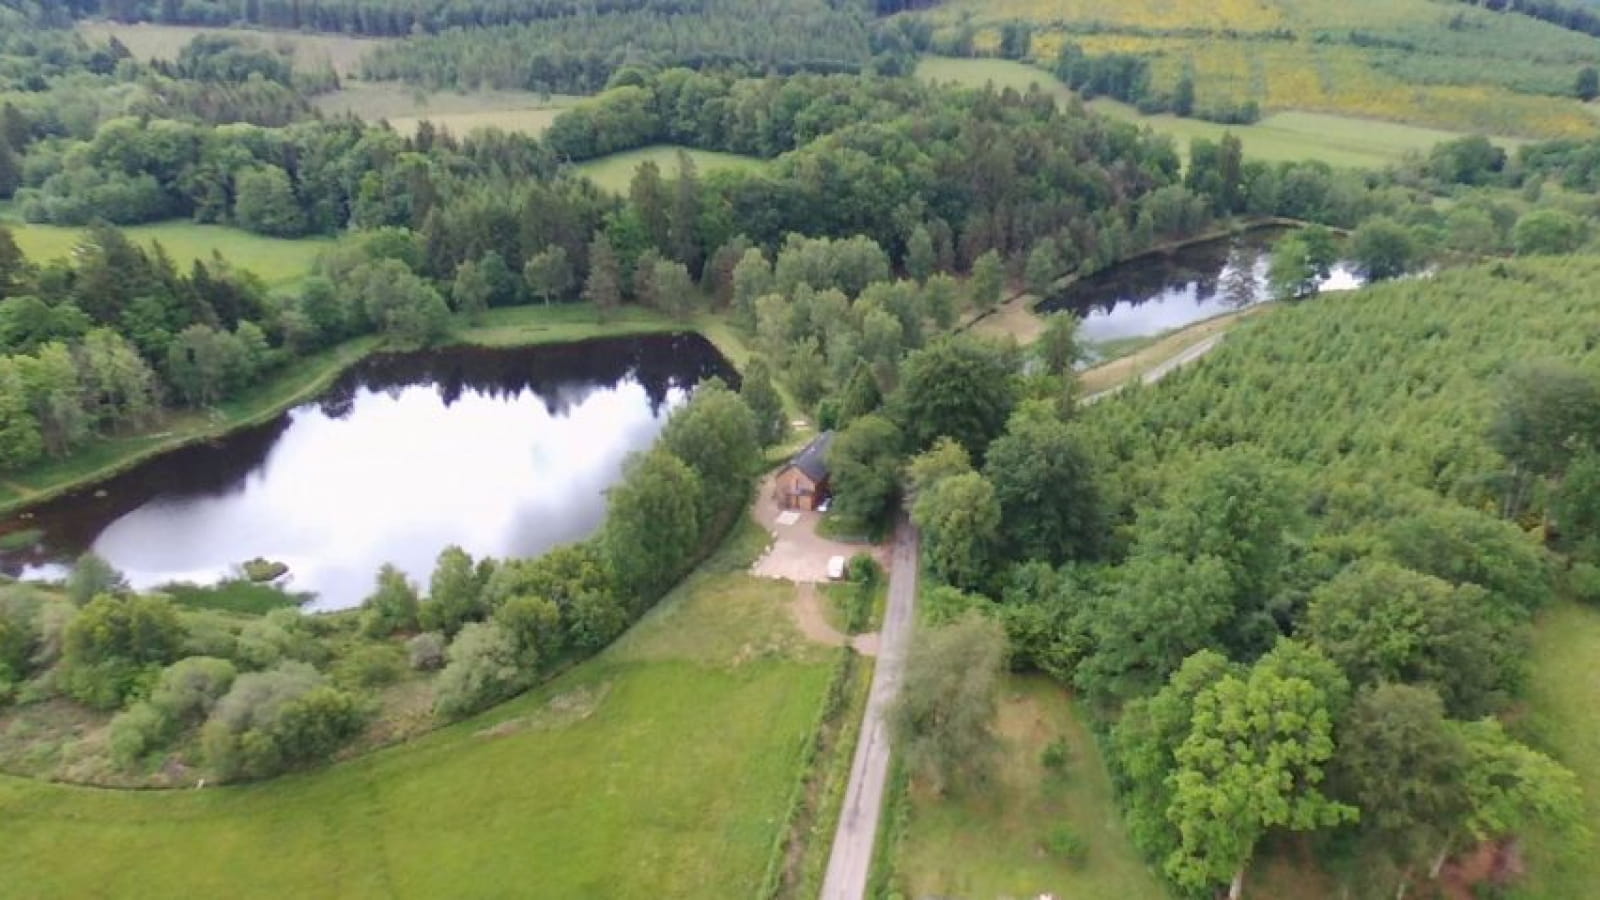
[826,555,847,580]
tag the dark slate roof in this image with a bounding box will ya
[788,430,835,482]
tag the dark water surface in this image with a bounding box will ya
[1035,228,1362,345]
[0,334,733,610]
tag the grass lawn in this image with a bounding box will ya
[1517,600,1600,897]
[312,82,585,137]
[3,219,329,290]
[890,674,1164,898]
[76,21,381,76]
[574,145,764,195]
[0,516,836,898]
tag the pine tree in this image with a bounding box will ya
[583,235,622,323]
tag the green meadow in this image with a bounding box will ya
[0,518,836,899]
[889,675,1164,898]
[574,145,765,194]
[3,219,328,290]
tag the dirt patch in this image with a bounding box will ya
[751,473,888,582]
[475,682,611,739]
[789,584,879,657]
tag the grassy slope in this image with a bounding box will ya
[3,219,329,290]
[0,518,835,898]
[893,675,1164,897]
[1518,601,1600,897]
[574,145,764,195]
[915,56,1507,168]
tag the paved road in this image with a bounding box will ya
[819,519,918,900]
[1084,333,1225,404]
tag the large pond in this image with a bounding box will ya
[1035,228,1363,346]
[0,334,734,611]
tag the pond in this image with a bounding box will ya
[0,334,734,611]
[1035,228,1363,346]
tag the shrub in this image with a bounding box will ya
[1567,562,1600,605]
[361,563,420,638]
[201,662,366,781]
[149,656,237,727]
[1044,824,1089,867]
[60,593,186,709]
[1040,738,1070,772]
[407,631,446,671]
[234,609,321,669]
[109,701,168,770]
[433,622,527,720]
[65,553,127,606]
[332,643,406,690]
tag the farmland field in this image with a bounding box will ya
[574,145,765,194]
[76,21,381,76]
[890,675,1164,898]
[916,0,1600,138]
[1,219,328,290]
[915,57,1508,167]
[312,82,585,137]
[0,518,836,899]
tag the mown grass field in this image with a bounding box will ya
[890,675,1164,898]
[312,82,585,137]
[914,57,1514,168]
[76,21,381,76]
[1517,600,1600,898]
[2,219,328,290]
[574,145,764,195]
[0,517,835,898]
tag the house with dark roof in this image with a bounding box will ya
[774,430,834,511]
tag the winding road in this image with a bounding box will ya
[819,519,918,900]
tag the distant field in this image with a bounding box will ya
[4,219,327,290]
[313,82,584,137]
[916,56,1073,104]
[891,675,1164,898]
[1092,100,1517,169]
[916,0,1600,138]
[574,145,764,194]
[916,57,1494,168]
[76,21,381,76]
[0,518,836,899]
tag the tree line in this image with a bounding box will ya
[360,0,878,95]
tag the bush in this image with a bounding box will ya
[433,622,527,720]
[65,553,127,606]
[234,608,321,669]
[1567,562,1600,605]
[1040,738,1070,772]
[60,593,186,709]
[332,643,406,690]
[407,632,446,671]
[109,701,168,770]
[201,662,366,781]
[149,656,237,727]
[1044,824,1089,867]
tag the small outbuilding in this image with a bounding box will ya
[774,430,834,511]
